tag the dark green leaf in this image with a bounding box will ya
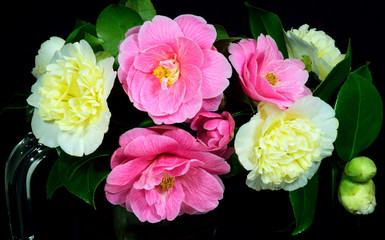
[313,40,352,104]
[53,150,112,207]
[46,159,63,199]
[63,162,109,208]
[353,63,372,83]
[334,72,383,162]
[96,4,143,57]
[289,173,318,235]
[66,20,96,44]
[244,1,288,58]
[222,153,245,178]
[214,24,229,41]
[123,0,156,21]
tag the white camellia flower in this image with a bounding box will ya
[286,24,345,80]
[27,38,116,156]
[31,36,65,78]
[234,95,338,191]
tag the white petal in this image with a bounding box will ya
[32,37,65,78]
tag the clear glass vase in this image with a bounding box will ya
[4,133,55,240]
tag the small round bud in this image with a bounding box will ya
[344,156,377,182]
[338,176,376,215]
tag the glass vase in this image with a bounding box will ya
[4,133,55,240]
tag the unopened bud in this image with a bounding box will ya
[345,156,376,182]
[338,175,376,215]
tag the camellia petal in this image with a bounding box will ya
[235,95,338,191]
[27,38,116,156]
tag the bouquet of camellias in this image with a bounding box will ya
[5,0,383,237]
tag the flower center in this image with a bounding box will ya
[255,114,322,185]
[157,173,176,193]
[38,56,104,131]
[264,72,281,86]
[153,59,180,90]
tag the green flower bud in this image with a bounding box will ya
[338,175,376,215]
[345,156,377,182]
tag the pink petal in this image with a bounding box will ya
[200,49,231,99]
[176,151,230,175]
[174,14,216,49]
[200,94,223,112]
[160,127,206,152]
[158,79,185,114]
[124,134,179,158]
[178,63,201,103]
[125,25,141,38]
[105,187,129,205]
[118,33,140,76]
[139,74,163,115]
[106,157,153,187]
[134,44,175,73]
[150,93,202,124]
[118,127,159,147]
[152,154,191,176]
[130,188,162,223]
[138,16,183,49]
[179,168,225,212]
[169,37,204,67]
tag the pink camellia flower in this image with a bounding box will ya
[118,15,232,124]
[228,34,311,109]
[105,125,230,223]
[191,111,235,151]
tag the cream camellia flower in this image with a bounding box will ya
[234,95,338,191]
[27,39,116,156]
[286,24,345,80]
[31,36,65,78]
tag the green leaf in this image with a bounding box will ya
[123,0,156,21]
[334,71,383,162]
[353,63,372,83]
[63,162,109,208]
[46,159,63,199]
[48,150,112,208]
[214,24,230,41]
[96,4,143,57]
[289,173,319,235]
[244,1,288,58]
[222,153,245,178]
[313,40,352,104]
[66,20,96,44]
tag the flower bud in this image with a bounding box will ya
[344,156,377,182]
[338,176,376,215]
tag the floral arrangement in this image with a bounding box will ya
[5,0,383,237]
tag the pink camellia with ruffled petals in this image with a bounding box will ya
[105,125,230,223]
[228,34,311,109]
[118,15,232,124]
[191,111,235,151]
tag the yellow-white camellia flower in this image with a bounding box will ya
[286,24,345,80]
[27,38,116,156]
[234,96,338,191]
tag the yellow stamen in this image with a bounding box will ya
[157,173,176,193]
[264,72,281,86]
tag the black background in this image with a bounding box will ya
[1,0,384,239]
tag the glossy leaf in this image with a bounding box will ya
[123,0,156,21]
[244,1,288,58]
[66,20,96,44]
[313,40,352,104]
[289,173,319,235]
[334,71,383,162]
[46,150,112,208]
[96,4,143,56]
